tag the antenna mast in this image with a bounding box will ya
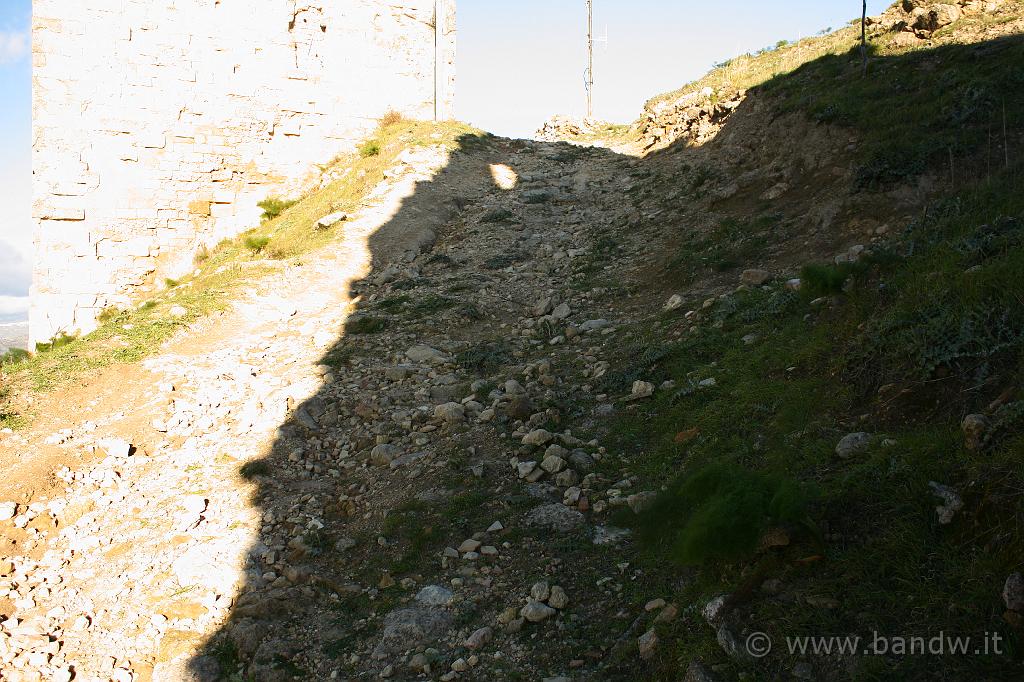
[586,0,594,119]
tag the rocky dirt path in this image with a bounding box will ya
[0,136,673,682]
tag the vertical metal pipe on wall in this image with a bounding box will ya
[432,0,455,121]
[434,0,440,121]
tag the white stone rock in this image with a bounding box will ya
[630,380,655,399]
[548,586,569,609]
[316,212,348,229]
[520,600,556,622]
[835,432,872,459]
[522,429,553,446]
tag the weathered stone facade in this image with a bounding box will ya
[30,0,456,345]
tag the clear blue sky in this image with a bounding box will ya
[0,0,890,323]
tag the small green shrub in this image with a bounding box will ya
[634,462,814,565]
[239,460,271,479]
[800,263,860,296]
[97,306,122,324]
[0,348,30,366]
[257,197,297,221]
[243,235,271,255]
[408,294,455,317]
[209,639,241,676]
[359,140,381,158]
[35,332,78,354]
[456,342,509,373]
[164,277,180,289]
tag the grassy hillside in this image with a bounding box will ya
[595,5,1024,680]
[606,171,1023,679]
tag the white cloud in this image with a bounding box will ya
[0,144,32,304]
[0,243,30,298]
[0,295,29,319]
[0,30,27,66]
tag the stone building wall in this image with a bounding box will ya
[30,0,456,345]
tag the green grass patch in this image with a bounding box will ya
[239,460,272,480]
[799,262,861,297]
[0,348,30,367]
[763,34,1024,189]
[242,235,271,254]
[257,196,298,221]
[345,316,389,335]
[631,461,815,565]
[664,213,778,284]
[358,140,381,158]
[611,169,1024,679]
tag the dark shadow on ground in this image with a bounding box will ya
[188,33,1024,682]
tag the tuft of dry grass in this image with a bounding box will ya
[380,110,404,127]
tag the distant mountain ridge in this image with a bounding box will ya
[0,321,29,352]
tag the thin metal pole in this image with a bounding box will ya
[587,0,593,118]
[434,0,439,121]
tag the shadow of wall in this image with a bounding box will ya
[186,33,1024,681]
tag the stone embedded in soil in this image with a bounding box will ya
[638,629,659,659]
[1004,573,1024,613]
[416,585,455,607]
[406,345,448,364]
[520,600,557,623]
[961,414,990,452]
[525,503,585,533]
[835,432,871,459]
[434,402,466,423]
[458,538,482,554]
[97,437,132,458]
[740,269,773,286]
[465,626,493,650]
[371,443,403,466]
[522,429,554,446]
[316,211,348,229]
[530,581,551,602]
[629,380,654,400]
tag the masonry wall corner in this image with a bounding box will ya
[30,0,456,345]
